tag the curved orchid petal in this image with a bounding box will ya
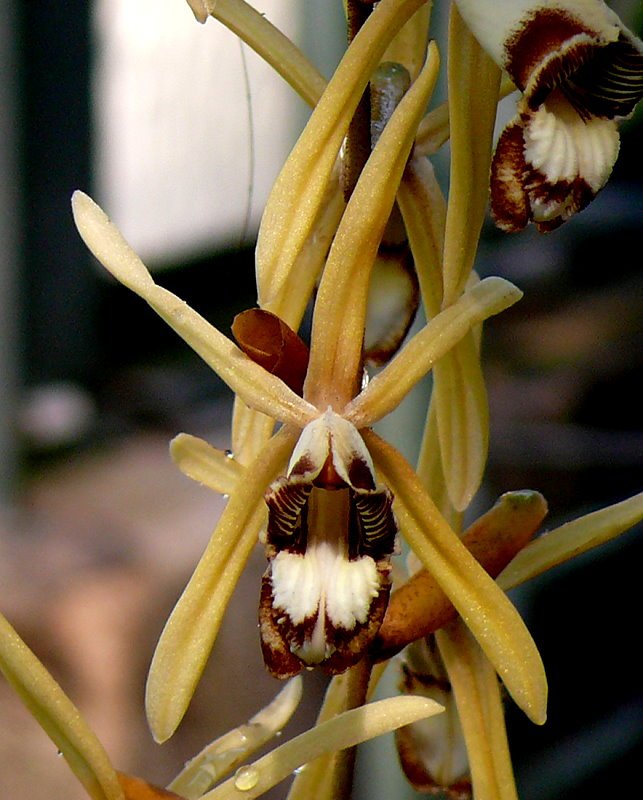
[255,0,428,307]
[204,0,327,108]
[201,695,443,800]
[365,431,548,725]
[305,41,441,408]
[72,192,316,431]
[498,491,643,590]
[168,677,303,798]
[170,433,243,496]
[146,428,296,743]
[345,277,522,429]
[0,612,124,800]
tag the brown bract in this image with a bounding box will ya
[232,309,309,396]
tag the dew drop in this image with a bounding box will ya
[225,449,234,459]
[234,765,259,792]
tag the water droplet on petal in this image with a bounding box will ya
[234,765,259,791]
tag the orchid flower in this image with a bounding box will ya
[454,0,643,230]
[3,2,642,800]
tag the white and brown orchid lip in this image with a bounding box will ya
[490,91,621,232]
[454,0,643,231]
[259,409,398,678]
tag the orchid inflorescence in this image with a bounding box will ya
[2,1,642,799]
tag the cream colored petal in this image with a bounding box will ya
[255,0,428,308]
[204,0,327,108]
[497,491,643,591]
[72,192,316,431]
[168,677,302,799]
[365,431,547,725]
[146,428,296,743]
[201,695,443,800]
[345,277,522,429]
[432,331,489,512]
[170,433,242,496]
[0,612,124,800]
[304,43,441,409]
[437,620,518,800]
[442,3,501,306]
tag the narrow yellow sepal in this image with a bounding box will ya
[437,620,519,799]
[498,491,643,590]
[432,331,489,512]
[441,3,501,306]
[204,0,327,108]
[170,433,243,496]
[255,0,428,307]
[345,277,522,429]
[146,429,296,742]
[0,612,124,800]
[366,431,548,725]
[305,41,441,408]
[200,695,443,800]
[71,191,316,431]
[168,677,302,798]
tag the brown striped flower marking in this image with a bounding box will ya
[455,0,643,231]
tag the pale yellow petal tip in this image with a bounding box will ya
[146,675,183,745]
[186,0,208,23]
[504,661,548,727]
[71,190,154,291]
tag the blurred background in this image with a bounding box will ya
[0,1,641,798]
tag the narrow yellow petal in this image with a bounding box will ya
[305,42,441,409]
[72,192,316,430]
[201,696,443,800]
[168,677,302,799]
[441,3,501,306]
[170,433,242,496]
[416,394,457,524]
[146,428,296,743]
[437,620,519,800]
[345,277,522,428]
[255,0,428,307]
[263,166,345,330]
[0,612,124,800]
[498,492,643,591]
[205,0,327,108]
[397,155,446,318]
[432,331,489,512]
[365,431,548,725]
